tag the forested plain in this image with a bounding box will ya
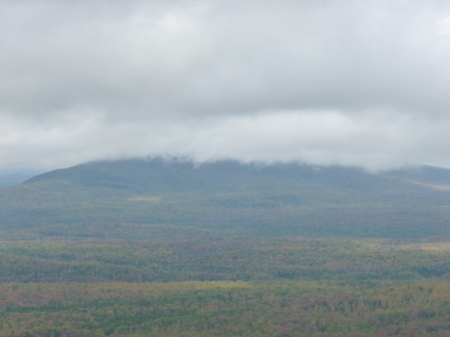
[2,159,450,336]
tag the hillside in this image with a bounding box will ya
[1,158,450,239]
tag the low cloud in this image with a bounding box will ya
[2,109,450,172]
[1,1,450,171]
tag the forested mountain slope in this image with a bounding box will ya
[1,158,450,239]
[3,160,450,336]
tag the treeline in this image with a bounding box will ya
[1,280,450,336]
[1,237,450,283]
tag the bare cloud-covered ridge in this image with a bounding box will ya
[1,1,450,171]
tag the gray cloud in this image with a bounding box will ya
[1,0,450,171]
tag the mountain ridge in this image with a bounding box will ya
[23,158,450,193]
[2,158,450,239]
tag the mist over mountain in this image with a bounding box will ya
[1,1,450,171]
[0,158,449,240]
[3,2,450,334]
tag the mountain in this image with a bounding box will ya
[1,158,450,239]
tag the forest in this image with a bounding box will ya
[2,279,450,337]
[2,159,450,336]
[1,236,450,336]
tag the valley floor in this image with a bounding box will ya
[1,235,450,336]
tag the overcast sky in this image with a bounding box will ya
[1,0,450,172]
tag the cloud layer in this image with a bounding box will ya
[1,1,450,171]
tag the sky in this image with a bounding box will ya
[1,0,450,172]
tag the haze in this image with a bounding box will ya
[1,0,450,171]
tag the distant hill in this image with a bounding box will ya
[1,158,450,239]
[0,172,41,188]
